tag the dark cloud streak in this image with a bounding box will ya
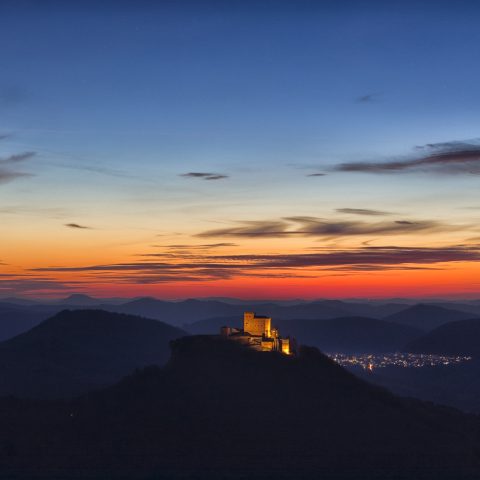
[29,244,480,284]
[180,172,228,180]
[0,152,35,165]
[197,217,458,239]
[336,208,392,216]
[0,170,33,184]
[336,140,480,175]
[65,223,91,230]
[0,151,35,185]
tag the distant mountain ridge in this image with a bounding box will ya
[1,296,479,342]
[111,297,411,326]
[0,309,186,398]
[0,303,47,341]
[276,317,422,353]
[405,318,480,357]
[385,304,474,331]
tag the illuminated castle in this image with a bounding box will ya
[220,312,293,355]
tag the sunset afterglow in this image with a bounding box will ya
[1,2,480,299]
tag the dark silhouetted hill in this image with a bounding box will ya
[185,315,242,334]
[0,303,47,341]
[0,336,479,478]
[385,304,473,331]
[57,293,103,306]
[276,316,422,353]
[432,302,480,317]
[0,309,186,398]
[56,293,128,306]
[405,318,480,357]
[113,298,410,327]
[269,299,409,320]
[0,297,477,340]
[112,297,245,326]
[353,360,480,415]
[351,318,480,413]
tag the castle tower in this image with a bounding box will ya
[243,312,271,337]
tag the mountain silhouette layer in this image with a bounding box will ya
[277,316,422,353]
[0,335,479,479]
[406,318,480,357]
[0,303,46,341]
[0,309,186,398]
[385,304,473,331]
[1,297,475,340]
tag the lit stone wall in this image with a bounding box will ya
[280,338,290,355]
[243,312,271,337]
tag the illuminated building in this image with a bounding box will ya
[220,312,294,355]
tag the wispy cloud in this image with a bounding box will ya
[0,275,83,295]
[29,244,480,285]
[0,151,36,185]
[0,170,33,185]
[336,208,393,216]
[49,162,136,179]
[65,223,91,229]
[198,220,290,238]
[161,243,237,249]
[197,217,459,239]
[306,173,327,177]
[356,93,380,103]
[0,205,68,218]
[180,172,229,180]
[336,140,480,175]
[0,152,35,165]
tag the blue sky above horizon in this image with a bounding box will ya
[1,1,480,299]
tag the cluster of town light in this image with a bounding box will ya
[328,352,472,371]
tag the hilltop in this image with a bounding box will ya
[406,318,480,357]
[0,309,186,398]
[0,336,479,478]
[186,315,422,353]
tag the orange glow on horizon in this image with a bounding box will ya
[3,224,480,299]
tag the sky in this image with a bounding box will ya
[1,0,480,299]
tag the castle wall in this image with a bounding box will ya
[243,312,271,337]
[280,338,290,355]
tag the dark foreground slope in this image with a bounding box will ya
[0,309,186,398]
[0,336,480,479]
[353,360,480,414]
